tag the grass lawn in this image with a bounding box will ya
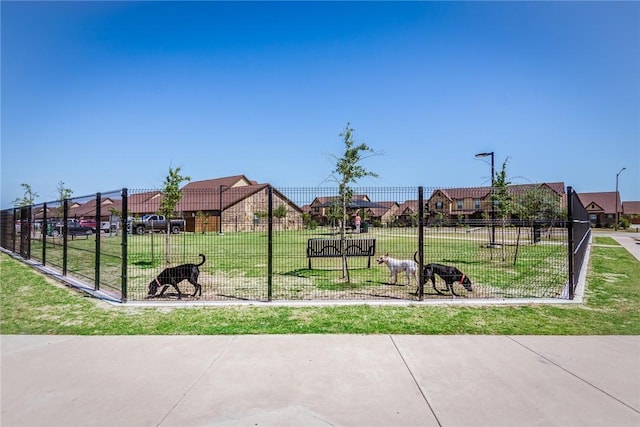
[1,236,639,335]
[29,226,569,301]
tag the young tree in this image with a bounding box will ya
[12,183,38,207]
[159,166,190,263]
[56,181,73,219]
[273,204,288,230]
[329,123,379,281]
[492,159,514,262]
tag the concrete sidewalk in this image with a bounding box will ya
[2,335,639,426]
[592,231,640,262]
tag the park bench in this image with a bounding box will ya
[306,237,376,269]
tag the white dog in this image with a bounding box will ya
[376,253,417,285]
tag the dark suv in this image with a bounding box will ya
[47,220,94,237]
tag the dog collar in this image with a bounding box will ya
[155,278,162,287]
[459,274,465,283]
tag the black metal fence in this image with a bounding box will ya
[567,186,591,299]
[1,185,585,303]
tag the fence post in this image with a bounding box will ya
[418,186,424,301]
[12,208,17,254]
[42,203,47,266]
[95,193,101,291]
[566,186,575,300]
[62,198,68,276]
[267,185,273,302]
[20,206,32,259]
[121,188,128,302]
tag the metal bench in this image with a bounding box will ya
[306,238,376,269]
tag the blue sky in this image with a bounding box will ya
[2,1,639,207]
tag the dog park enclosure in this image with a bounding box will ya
[0,185,591,303]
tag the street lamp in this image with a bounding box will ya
[475,151,495,246]
[615,167,626,231]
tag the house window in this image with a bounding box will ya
[436,201,443,209]
[475,199,481,209]
[457,200,463,209]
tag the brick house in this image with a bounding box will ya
[178,175,303,233]
[127,175,303,233]
[622,201,640,226]
[308,194,370,225]
[427,182,566,223]
[395,200,419,226]
[577,191,623,228]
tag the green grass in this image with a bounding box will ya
[1,239,639,335]
[30,227,569,300]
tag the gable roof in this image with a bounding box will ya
[430,182,565,201]
[309,194,370,207]
[181,175,256,191]
[177,184,270,212]
[577,192,621,214]
[396,200,419,216]
[128,191,163,215]
[623,201,640,215]
[368,201,399,217]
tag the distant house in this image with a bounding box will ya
[307,195,398,226]
[371,201,400,226]
[68,197,121,220]
[427,182,566,223]
[128,191,163,217]
[622,201,640,226]
[308,194,371,226]
[577,191,622,228]
[395,200,419,226]
[177,175,303,233]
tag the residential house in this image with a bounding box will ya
[307,194,394,226]
[177,175,303,232]
[427,182,566,223]
[370,201,400,226]
[577,191,622,228]
[622,201,640,227]
[68,197,122,221]
[395,200,419,226]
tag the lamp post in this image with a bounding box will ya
[475,151,495,246]
[615,167,625,231]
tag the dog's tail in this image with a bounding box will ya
[197,253,206,266]
[413,251,419,264]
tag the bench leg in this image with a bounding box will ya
[308,258,312,270]
[367,256,371,268]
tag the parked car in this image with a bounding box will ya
[79,218,119,234]
[47,220,94,237]
[79,219,98,230]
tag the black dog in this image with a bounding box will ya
[422,263,473,296]
[148,254,205,299]
[413,254,472,296]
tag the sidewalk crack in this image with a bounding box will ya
[155,336,237,427]
[389,335,442,427]
[507,336,640,415]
